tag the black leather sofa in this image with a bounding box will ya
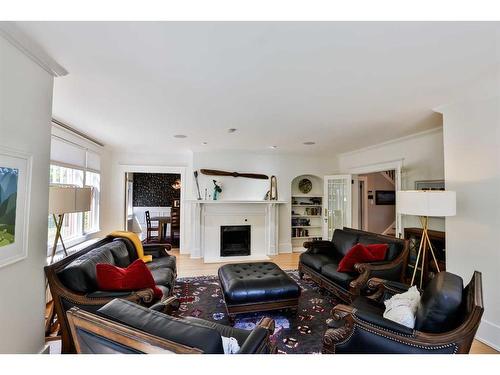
[299,227,409,302]
[66,298,277,354]
[323,271,484,354]
[45,236,176,353]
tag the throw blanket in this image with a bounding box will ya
[109,231,152,263]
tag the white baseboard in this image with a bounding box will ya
[204,255,270,264]
[278,242,292,253]
[476,319,500,351]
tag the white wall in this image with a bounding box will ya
[439,67,500,350]
[192,151,335,252]
[0,36,54,353]
[337,127,446,232]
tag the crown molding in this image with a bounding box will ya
[339,127,443,158]
[0,22,67,77]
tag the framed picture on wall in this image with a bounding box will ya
[415,180,445,191]
[0,146,32,268]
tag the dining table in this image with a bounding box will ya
[150,215,171,242]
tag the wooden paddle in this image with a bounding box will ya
[200,169,269,180]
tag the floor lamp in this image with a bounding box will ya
[397,190,456,289]
[48,186,92,264]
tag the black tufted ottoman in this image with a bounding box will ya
[218,262,301,323]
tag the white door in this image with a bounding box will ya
[323,175,352,240]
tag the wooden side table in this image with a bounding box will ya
[404,227,446,287]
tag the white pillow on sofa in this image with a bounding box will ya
[383,286,421,328]
[221,336,240,354]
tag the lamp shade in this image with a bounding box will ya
[49,186,92,215]
[396,190,456,217]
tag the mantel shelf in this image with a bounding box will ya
[186,200,287,204]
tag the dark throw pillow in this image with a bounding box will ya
[337,243,387,273]
[365,243,388,260]
[96,259,163,299]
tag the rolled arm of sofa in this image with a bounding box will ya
[82,288,156,305]
[239,317,276,354]
[149,296,180,314]
[303,240,335,254]
[367,277,410,295]
[143,243,172,258]
[349,255,406,292]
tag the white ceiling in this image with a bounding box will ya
[15,22,500,156]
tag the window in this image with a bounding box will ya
[48,165,85,247]
[84,170,100,233]
[48,132,102,252]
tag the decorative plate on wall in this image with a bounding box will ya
[298,178,312,194]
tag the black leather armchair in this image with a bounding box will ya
[299,227,409,302]
[322,271,484,354]
[67,298,276,354]
[45,236,176,353]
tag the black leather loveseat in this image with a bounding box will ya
[45,236,176,353]
[66,298,277,354]
[299,227,408,302]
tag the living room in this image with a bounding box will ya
[1,1,499,373]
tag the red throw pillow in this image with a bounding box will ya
[365,243,388,260]
[337,244,377,272]
[96,259,163,299]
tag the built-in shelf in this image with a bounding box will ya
[291,175,324,251]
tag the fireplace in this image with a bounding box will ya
[220,225,251,257]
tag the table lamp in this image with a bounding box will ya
[48,185,92,263]
[396,190,456,288]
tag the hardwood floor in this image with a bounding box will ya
[170,249,498,354]
[172,249,301,278]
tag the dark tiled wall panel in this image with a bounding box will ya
[132,173,180,207]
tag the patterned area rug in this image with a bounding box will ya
[171,270,341,354]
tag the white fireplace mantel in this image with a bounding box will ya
[186,200,287,204]
[188,200,286,263]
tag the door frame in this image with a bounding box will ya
[347,159,403,237]
[357,176,368,231]
[323,174,352,240]
[117,165,187,253]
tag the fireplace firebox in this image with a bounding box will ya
[220,225,251,257]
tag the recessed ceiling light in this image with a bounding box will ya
[269,145,278,149]
[174,134,187,138]
[227,128,237,133]
[303,141,316,145]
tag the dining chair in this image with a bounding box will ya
[170,205,180,246]
[145,210,159,243]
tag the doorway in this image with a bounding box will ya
[357,170,396,236]
[124,171,182,248]
[348,159,403,237]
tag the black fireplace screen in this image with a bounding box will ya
[220,225,251,257]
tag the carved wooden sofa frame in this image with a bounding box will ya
[322,272,484,354]
[45,238,175,354]
[66,299,277,354]
[299,228,409,303]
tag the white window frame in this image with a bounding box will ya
[47,162,102,255]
